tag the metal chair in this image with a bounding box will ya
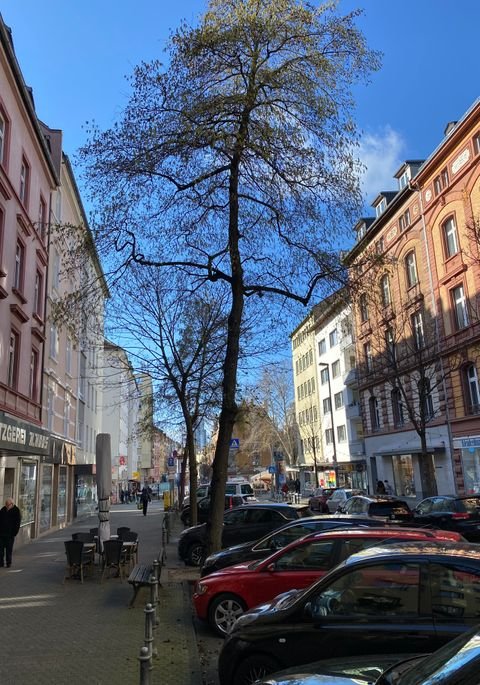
[121,531,139,568]
[64,540,94,583]
[101,539,127,582]
[72,532,95,543]
[116,526,131,538]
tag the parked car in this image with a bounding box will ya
[336,494,413,522]
[412,494,480,541]
[325,489,359,513]
[181,479,256,509]
[180,494,245,526]
[255,623,480,685]
[178,503,311,567]
[308,488,338,513]
[218,540,480,685]
[200,514,404,577]
[195,526,463,636]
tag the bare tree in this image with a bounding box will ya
[78,0,380,555]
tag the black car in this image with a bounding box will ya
[178,502,310,567]
[336,494,413,521]
[413,494,480,541]
[180,494,245,526]
[201,514,395,577]
[218,540,480,685]
[256,623,480,685]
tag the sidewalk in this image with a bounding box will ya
[0,500,205,685]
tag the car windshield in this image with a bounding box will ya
[383,626,480,685]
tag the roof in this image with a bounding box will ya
[345,540,480,565]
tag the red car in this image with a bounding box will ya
[193,526,463,636]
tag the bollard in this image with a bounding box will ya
[149,572,159,627]
[144,602,155,660]
[138,645,151,685]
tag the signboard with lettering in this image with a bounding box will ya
[0,413,50,456]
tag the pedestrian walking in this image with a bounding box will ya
[140,486,151,516]
[0,498,21,567]
[384,479,394,495]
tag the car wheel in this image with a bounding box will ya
[208,593,247,637]
[233,654,281,685]
[186,542,205,567]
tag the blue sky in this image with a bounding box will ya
[1,0,478,210]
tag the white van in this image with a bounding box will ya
[182,480,256,509]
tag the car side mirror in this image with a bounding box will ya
[266,563,276,573]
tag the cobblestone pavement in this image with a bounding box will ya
[0,500,221,685]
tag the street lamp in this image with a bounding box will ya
[319,362,338,484]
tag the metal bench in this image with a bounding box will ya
[127,555,162,608]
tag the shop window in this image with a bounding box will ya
[392,454,415,498]
[19,461,37,525]
[39,465,53,533]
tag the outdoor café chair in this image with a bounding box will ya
[101,539,127,582]
[121,531,139,568]
[64,540,94,583]
[116,526,131,538]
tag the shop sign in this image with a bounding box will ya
[0,413,50,455]
[455,437,480,450]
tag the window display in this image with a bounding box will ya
[19,461,37,525]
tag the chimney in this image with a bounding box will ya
[444,121,458,136]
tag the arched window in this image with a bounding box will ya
[464,363,480,415]
[391,387,404,427]
[442,216,459,258]
[359,293,369,322]
[405,251,418,288]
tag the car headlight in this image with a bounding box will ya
[195,583,208,595]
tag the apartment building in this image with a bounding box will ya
[0,19,59,545]
[314,294,366,491]
[345,98,480,499]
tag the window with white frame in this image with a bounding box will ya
[443,216,459,258]
[332,360,341,378]
[334,391,344,410]
[418,378,434,421]
[0,110,6,166]
[369,395,380,431]
[451,284,469,329]
[474,133,480,156]
[49,324,59,360]
[375,197,387,217]
[34,270,43,317]
[320,367,329,385]
[391,387,404,427]
[399,209,411,232]
[337,424,347,442]
[29,348,39,401]
[66,337,72,375]
[52,249,61,290]
[38,196,47,240]
[364,341,373,372]
[19,156,30,206]
[14,239,25,291]
[380,274,391,307]
[411,311,425,349]
[405,251,418,288]
[465,364,480,414]
[359,293,369,322]
[323,397,331,414]
[329,329,338,347]
[434,168,449,196]
[385,327,396,364]
[325,428,334,445]
[7,330,19,388]
[318,338,326,355]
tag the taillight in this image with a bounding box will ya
[452,512,470,520]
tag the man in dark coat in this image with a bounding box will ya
[0,498,21,567]
[139,487,151,516]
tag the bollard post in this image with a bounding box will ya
[144,602,155,661]
[138,645,151,685]
[149,572,159,627]
[153,559,161,608]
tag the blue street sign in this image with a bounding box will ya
[268,465,276,474]
[167,456,175,467]
[229,438,240,449]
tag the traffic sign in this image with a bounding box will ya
[229,438,240,449]
[268,465,276,474]
[167,456,175,467]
